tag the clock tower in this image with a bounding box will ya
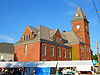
[71,5,90,46]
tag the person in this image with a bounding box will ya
[67,68,73,75]
[74,69,79,75]
[56,70,59,75]
[61,67,73,75]
[61,68,67,75]
[56,67,59,75]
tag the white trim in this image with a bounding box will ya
[64,49,66,58]
[22,26,32,36]
[28,26,33,32]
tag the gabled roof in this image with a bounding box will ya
[28,26,38,34]
[16,25,84,46]
[71,5,87,22]
[62,31,84,44]
[50,29,57,37]
[75,5,85,18]
[38,25,52,40]
[50,29,61,37]
[0,42,14,54]
[16,25,52,45]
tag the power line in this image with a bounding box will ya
[92,0,100,71]
[91,0,100,23]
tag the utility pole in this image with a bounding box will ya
[96,41,100,72]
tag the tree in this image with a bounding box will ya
[92,54,98,61]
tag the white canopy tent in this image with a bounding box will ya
[0,61,57,68]
[57,60,93,71]
[0,60,93,71]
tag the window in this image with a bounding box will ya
[51,46,54,56]
[24,36,25,40]
[42,44,46,56]
[28,34,30,39]
[24,45,28,55]
[64,50,66,58]
[32,32,37,39]
[42,59,46,61]
[24,36,26,40]
[68,50,71,59]
[57,48,61,57]
[87,32,89,34]
[56,37,61,43]
[81,55,84,60]
[26,35,28,40]
[1,54,5,60]
[85,26,88,29]
[24,34,30,40]
[80,47,84,53]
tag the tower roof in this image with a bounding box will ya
[71,5,87,22]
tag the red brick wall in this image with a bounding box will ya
[14,42,41,61]
[71,44,80,60]
[84,44,92,60]
[72,44,91,60]
[53,29,62,42]
[72,20,91,60]
[40,42,70,61]
[72,20,90,46]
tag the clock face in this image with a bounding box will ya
[76,25,80,29]
[76,14,79,16]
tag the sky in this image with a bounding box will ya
[0,0,100,54]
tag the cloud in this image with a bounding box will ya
[0,34,17,43]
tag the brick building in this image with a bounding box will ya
[14,6,92,61]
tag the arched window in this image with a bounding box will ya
[51,46,54,56]
[57,48,61,57]
[80,47,84,53]
[1,54,5,60]
[28,34,30,39]
[64,50,66,58]
[42,44,46,56]
[24,45,28,55]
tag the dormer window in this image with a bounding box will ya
[27,34,30,39]
[24,34,30,40]
[56,37,61,43]
[32,32,34,34]
[24,35,27,40]
[32,32,36,39]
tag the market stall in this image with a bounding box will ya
[0,60,93,75]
